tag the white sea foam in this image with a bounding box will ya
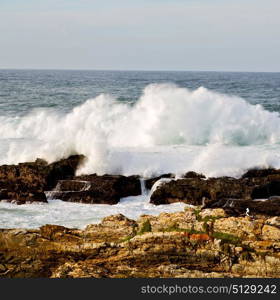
[1,83,280,177]
[0,195,187,229]
[2,83,280,228]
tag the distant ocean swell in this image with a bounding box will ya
[1,83,280,178]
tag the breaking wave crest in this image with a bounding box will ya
[1,83,280,176]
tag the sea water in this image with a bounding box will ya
[0,70,280,228]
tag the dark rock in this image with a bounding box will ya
[77,174,141,198]
[241,168,280,186]
[183,171,206,179]
[46,155,85,190]
[251,181,280,199]
[210,198,280,216]
[48,191,119,205]
[149,168,280,210]
[6,191,47,205]
[150,177,251,206]
[34,158,48,166]
[47,174,141,205]
[149,167,280,216]
[241,168,280,178]
[53,180,90,192]
[145,173,175,190]
[0,155,85,204]
[0,189,8,199]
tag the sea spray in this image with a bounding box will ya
[1,84,280,177]
[140,178,149,196]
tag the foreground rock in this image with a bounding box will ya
[47,175,141,204]
[1,208,280,278]
[0,155,84,204]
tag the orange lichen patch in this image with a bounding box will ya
[178,232,211,241]
[182,232,190,238]
[189,233,211,241]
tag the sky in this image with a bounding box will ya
[0,0,279,71]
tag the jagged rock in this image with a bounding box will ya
[47,175,141,204]
[0,155,84,204]
[213,216,264,240]
[40,225,68,240]
[99,214,137,227]
[1,208,280,278]
[241,168,280,178]
[251,181,280,199]
[46,155,85,189]
[149,169,280,216]
[242,168,280,188]
[0,189,8,199]
[266,216,280,227]
[262,225,280,241]
[150,177,251,206]
[200,208,227,219]
[210,198,280,216]
[144,173,175,190]
[183,171,206,179]
[144,171,205,192]
[85,214,137,242]
[3,191,47,205]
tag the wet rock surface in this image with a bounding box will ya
[2,154,280,212]
[47,175,141,204]
[210,197,280,216]
[0,155,84,204]
[150,176,251,206]
[149,170,280,216]
[144,173,175,190]
[0,155,280,227]
[1,208,280,278]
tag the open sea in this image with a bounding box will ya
[0,69,280,228]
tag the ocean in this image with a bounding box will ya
[1,69,280,228]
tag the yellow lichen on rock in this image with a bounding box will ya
[1,208,280,278]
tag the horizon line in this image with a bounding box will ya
[0,67,280,74]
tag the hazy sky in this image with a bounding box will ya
[0,0,279,71]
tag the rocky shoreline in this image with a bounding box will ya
[0,156,280,278]
[0,209,279,278]
[1,155,280,215]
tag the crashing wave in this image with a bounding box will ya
[1,83,280,177]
